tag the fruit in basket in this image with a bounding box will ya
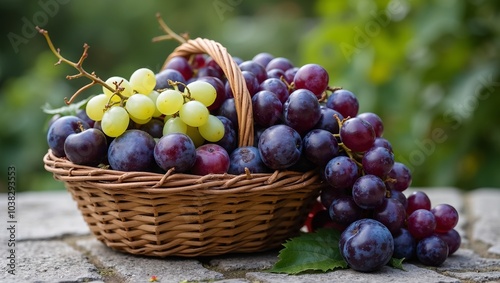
[258,124,302,170]
[228,146,268,175]
[108,129,156,172]
[47,116,90,157]
[154,133,196,173]
[64,128,107,166]
[191,144,230,175]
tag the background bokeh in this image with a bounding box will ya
[1,0,499,192]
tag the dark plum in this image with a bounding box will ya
[324,156,359,190]
[283,89,321,135]
[47,115,90,157]
[154,133,196,173]
[191,144,230,175]
[257,124,302,170]
[108,130,156,172]
[416,235,449,266]
[251,90,283,127]
[228,146,269,175]
[76,109,95,128]
[340,117,375,152]
[362,146,394,178]
[339,219,394,272]
[293,63,329,99]
[352,175,387,209]
[64,128,107,166]
[303,129,339,167]
[326,89,359,118]
[392,228,416,259]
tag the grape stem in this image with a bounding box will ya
[36,26,122,105]
[152,13,189,44]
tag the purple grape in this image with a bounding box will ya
[326,89,359,118]
[303,129,339,167]
[431,204,459,233]
[228,146,269,174]
[217,98,238,131]
[215,116,237,154]
[138,118,164,139]
[362,146,394,178]
[257,124,302,170]
[251,90,283,127]
[196,76,226,111]
[47,115,90,157]
[154,133,196,173]
[435,229,461,255]
[406,191,431,215]
[373,198,405,234]
[407,209,436,239]
[352,175,386,209]
[239,60,267,83]
[232,56,243,66]
[155,69,186,90]
[226,71,260,98]
[64,128,107,166]
[329,196,363,225]
[324,156,359,190]
[265,57,294,72]
[76,109,95,128]
[284,67,299,84]
[165,56,193,80]
[283,89,321,135]
[339,219,394,272]
[266,68,286,80]
[320,186,344,209]
[389,189,408,209]
[385,162,412,192]
[197,66,223,80]
[340,117,375,152]
[314,106,344,134]
[108,130,156,172]
[372,137,393,152]
[392,228,416,259]
[357,112,383,137]
[259,78,289,103]
[252,52,274,68]
[416,235,449,266]
[293,63,329,99]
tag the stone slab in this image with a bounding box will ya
[0,240,101,283]
[468,188,500,250]
[76,238,224,283]
[208,250,279,271]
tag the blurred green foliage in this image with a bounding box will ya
[0,0,498,192]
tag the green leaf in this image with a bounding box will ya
[388,257,405,270]
[41,96,91,116]
[269,229,348,275]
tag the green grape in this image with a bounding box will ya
[103,76,133,98]
[198,115,225,142]
[147,90,163,117]
[156,89,184,115]
[186,80,217,107]
[163,117,187,135]
[186,126,205,148]
[130,68,156,94]
[125,93,155,120]
[101,106,129,137]
[86,94,108,121]
[179,100,209,127]
[130,115,151,125]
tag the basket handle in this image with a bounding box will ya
[167,38,254,147]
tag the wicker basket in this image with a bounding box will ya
[43,38,326,257]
